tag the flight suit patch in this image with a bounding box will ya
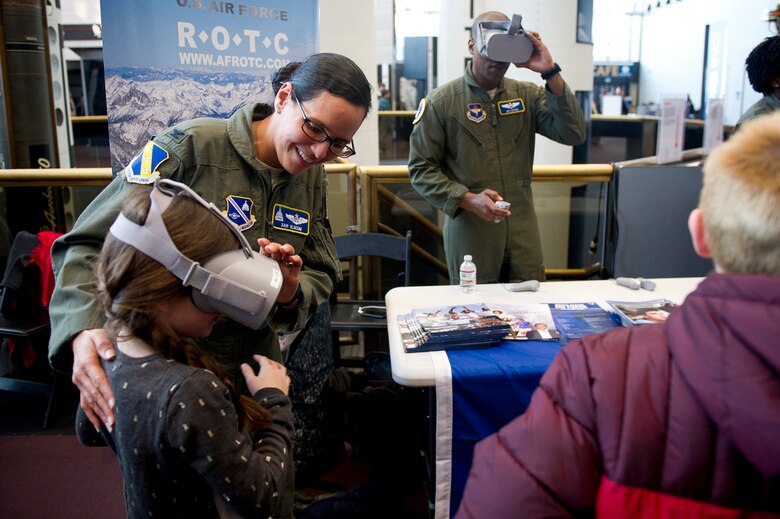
[169,128,187,142]
[497,98,526,115]
[272,204,310,236]
[125,142,169,184]
[223,195,257,231]
[467,103,486,123]
[412,98,427,124]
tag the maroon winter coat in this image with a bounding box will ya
[456,273,780,518]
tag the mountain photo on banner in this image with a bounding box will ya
[99,0,319,172]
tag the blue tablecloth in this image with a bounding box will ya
[443,339,562,517]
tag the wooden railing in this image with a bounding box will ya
[0,168,113,187]
[0,158,686,285]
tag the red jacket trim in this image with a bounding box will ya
[596,476,780,519]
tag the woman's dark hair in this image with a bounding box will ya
[271,52,372,117]
[745,35,780,94]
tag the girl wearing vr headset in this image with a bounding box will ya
[77,183,293,518]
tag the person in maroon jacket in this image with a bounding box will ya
[456,112,780,518]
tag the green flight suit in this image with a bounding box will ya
[49,102,341,379]
[408,66,586,283]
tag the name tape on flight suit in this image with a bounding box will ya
[498,98,526,115]
[272,204,310,236]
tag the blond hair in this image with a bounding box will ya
[700,112,780,274]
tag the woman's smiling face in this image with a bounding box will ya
[272,83,366,174]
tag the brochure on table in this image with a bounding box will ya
[400,299,682,353]
[606,298,679,326]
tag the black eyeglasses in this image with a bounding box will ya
[291,93,356,159]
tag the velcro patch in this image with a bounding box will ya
[497,98,526,115]
[223,195,256,231]
[467,103,486,123]
[169,128,187,142]
[272,204,310,236]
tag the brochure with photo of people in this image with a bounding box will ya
[487,304,561,341]
[399,303,512,353]
[399,303,564,353]
[606,299,680,327]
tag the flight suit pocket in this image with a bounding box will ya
[449,116,495,182]
[451,117,486,150]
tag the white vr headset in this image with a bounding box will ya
[477,14,534,63]
[109,178,283,330]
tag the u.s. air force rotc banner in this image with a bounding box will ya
[100,0,318,174]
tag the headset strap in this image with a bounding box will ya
[154,178,254,256]
[507,14,523,35]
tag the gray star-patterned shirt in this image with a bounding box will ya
[76,350,293,519]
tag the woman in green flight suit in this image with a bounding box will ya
[47,53,372,517]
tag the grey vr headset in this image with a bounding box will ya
[109,178,283,330]
[477,14,534,63]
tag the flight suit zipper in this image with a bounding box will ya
[489,92,508,198]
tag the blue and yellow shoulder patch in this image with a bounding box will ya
[497,98,526,116]
[272,204,310,236]
[125,142,169,184]
[412,98,427,124]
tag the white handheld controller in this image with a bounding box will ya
[615,277,657,291]
[615,277,641,290]
[638,278,656,291]
[501,280,541,292]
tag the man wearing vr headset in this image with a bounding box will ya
[409,11,586,284]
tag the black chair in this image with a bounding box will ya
[0,287,55,428]
[0,232,58,428]
[330,230,412,367]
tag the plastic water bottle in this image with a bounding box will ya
[459,255,476,293]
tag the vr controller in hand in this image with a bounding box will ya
[478,14,534,63]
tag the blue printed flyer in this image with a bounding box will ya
[549,302,621,342]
